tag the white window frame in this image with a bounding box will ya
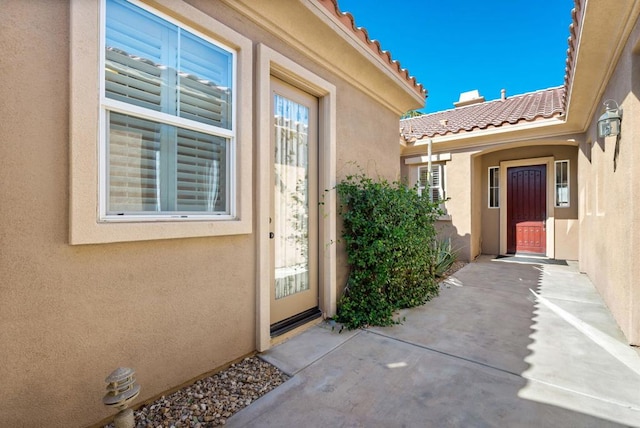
[100,0,236,221]
[555,160,570,208]
[69,0,253,244]
[488,166,499,208]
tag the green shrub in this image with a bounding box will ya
[334,173,442,329]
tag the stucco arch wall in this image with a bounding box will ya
[477,144,579,258]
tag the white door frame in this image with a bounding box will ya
[499,156,555,258]
[256,44,337,351]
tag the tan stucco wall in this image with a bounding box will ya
[555,219,579,260]
[1,4,256,426]
[443,151,477,262]
[333,87,402,294]
[1,1,410,426]
[478,145,579,256]
[578,15,640,345]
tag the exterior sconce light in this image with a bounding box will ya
[597,99,622,138]
[103,367,140,428]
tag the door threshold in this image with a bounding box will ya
[269,316,323,348]
[270,307,322,338]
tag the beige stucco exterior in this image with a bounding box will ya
[0,0,423,425]
[576,4,640,346]
[402,139,579,262]
[401,0,640,345]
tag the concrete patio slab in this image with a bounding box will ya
[368,259,542,375]
[229,257,640,427]
[370,282,538,375]
[260,321,359,376]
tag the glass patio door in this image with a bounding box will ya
[270,78,318,326]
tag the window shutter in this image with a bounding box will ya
[105,1,233,129]
[105,0,166,112]
[176,129,226,212]
[417,164,444,202]
[108,112,162,213]
[417,167,428,197]
[179,32,232,129]
[431,165,442,202]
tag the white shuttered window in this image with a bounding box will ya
[418,164,444,204]
[102,0,234,218]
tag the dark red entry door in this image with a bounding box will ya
[507,165,546,255]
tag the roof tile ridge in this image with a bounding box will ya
[319,0,426,97]
[563,0,583,110]
[499,85,563,101]
[402,87,565,123]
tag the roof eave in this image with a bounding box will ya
[564,0,640,130]
[221,0,426,114]
[401,117,571,156]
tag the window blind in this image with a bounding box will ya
[108,112,161,212]
[176,129,226,211]
[419,164,443,202]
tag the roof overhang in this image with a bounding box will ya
[564,0,640,131]
[221,0,426,114]
[401,118,578,156]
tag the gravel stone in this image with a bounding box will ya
[102,263,465,428]
[105,357,288,428]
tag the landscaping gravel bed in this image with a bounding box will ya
[105,262,466,428]
[105,356,288,427]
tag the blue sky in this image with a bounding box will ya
[338,0,574,113]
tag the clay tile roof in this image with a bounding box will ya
[562,0,583,110]
[317,0,426,98]
[400,86,565,142]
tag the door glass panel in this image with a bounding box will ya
[274,95,309,299]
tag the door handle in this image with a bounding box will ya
[269,232,275,239]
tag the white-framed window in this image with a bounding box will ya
[418,164,444,203]
[70,0,252,244]
[488,166,499,208]
[101,0,235,220]
[555,160,570,207]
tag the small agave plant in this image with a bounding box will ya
[434,237,458,278]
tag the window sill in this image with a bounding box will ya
[70,217,251,245]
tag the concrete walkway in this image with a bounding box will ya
[229,256,640,427]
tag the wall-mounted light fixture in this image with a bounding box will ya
[597,99,622,138]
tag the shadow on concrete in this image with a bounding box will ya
[228,257,639,427]
[518,260,640,426]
